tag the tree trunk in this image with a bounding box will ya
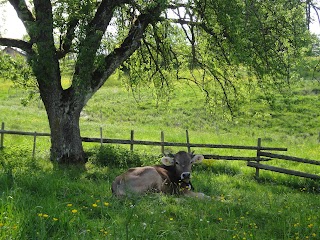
[40,85,87,164]
[48,107,86,164]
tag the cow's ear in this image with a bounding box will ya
[161,156,175,166]
[191,154,204,164]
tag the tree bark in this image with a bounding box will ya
[41,86,86,164]
[49,110,85,164]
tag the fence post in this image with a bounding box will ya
[255,138,262,178]
[100,127,103,147]
[130,130,134,151]
[161,131,165,155]
[0,122,4,149]
[186,129,191,153]
[32,132,37,159]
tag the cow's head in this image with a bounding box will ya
[161,151,204,182]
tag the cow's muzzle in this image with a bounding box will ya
[181,172,191,180]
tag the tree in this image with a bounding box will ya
[0,0,316,164]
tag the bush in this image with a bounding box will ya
[87,145,144,168]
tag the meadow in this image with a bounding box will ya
[1,60,320,239]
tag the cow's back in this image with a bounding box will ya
[111,166,163,196]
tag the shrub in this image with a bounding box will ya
[87,145,143,168]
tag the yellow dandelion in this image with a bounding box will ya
[218,217,223,221]
[308,223,314,228]
[96,200,100,203]
[38,213,43,217]
[67,204,73,207]
[43,214,49,218]
[312,233,316,237]
[104,202,110,207]
[92,203,98,208]
[169,218,174,221]
[53,218,58,221]
[71,209,78,214]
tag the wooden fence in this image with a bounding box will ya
[1,122,320,180]
[0,122,287,157]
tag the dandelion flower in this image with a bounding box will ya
[92,203,98,208]
[71,209,78,214]
[38,213,43,217]
[53,218,58,221]
[43,214,49,218]
[67,204,73,207]
[169,218,173,221]
[308,223,314,228]
[104,202,110,207]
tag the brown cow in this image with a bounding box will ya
[111,151,207,198]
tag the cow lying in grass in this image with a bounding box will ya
[112,151,207,198]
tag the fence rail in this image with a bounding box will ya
[247,161,320,180]
[1,122,319,181]
[259,151,320,166]
[0,122,288,157]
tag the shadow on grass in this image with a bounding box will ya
[254,175,320,194]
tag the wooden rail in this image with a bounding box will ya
[0,122,288,159]
[259,151,320,166]
[248,151,320,180]
[81,136,287,151]
[247,161,320,180]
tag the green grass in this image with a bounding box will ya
[1,59,320,239]
[0,146,319,239]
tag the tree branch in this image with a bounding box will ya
[8,0,35,37]
[56,18,79,59]
[89,0,130,32]
[0,38,33,54]
[90,3,164,94]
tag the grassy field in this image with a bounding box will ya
[1,61,320,239]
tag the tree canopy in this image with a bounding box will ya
[0,0,317,164]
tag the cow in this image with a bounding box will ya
[111,151,207,198]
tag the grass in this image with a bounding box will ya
[1,58,320,239]
[0,146,319,239]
